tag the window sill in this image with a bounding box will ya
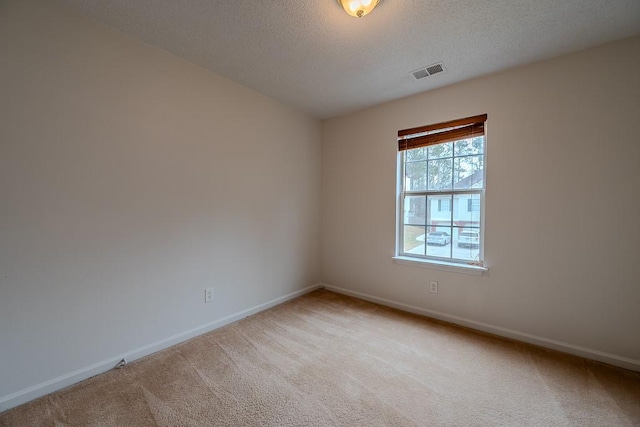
[392,256,488,276]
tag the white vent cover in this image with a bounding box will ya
[411,62,446,80]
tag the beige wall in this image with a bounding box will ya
[0,0,321,404]
[322,37,640,364]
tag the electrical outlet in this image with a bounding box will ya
[205,287,214,303]
[430,280,438,294]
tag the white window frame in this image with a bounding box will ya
[393,116,488,275]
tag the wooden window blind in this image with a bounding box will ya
[398,114,487,151]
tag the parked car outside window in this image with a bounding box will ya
[458,230,479,248]
[424,231,451,246]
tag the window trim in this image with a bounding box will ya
[395,115,488,271]
[391,255,487,275]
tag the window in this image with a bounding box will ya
[397,114,487,266]
[467,198,480,212]
[438,199,451,212]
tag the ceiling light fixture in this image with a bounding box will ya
[337,0,381,18]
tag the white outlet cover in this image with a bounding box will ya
[205,288,214,303]
[430,281,438,294]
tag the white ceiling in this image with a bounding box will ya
[56,0,640,119]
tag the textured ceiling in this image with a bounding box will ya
[56,0,640,119]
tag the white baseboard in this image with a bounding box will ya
[0,284,322,412]
[322,283,640,372]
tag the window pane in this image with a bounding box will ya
[426,225,453,258]
[453,193,481,229]
[426,195,452,227]
[427,158,453,190]
[403,225,425,255]
[454,155,484,189]
[403,195,426,225]
[405,161,427,191]
[453,226,480,261]
[427,142,453,159]
[454,136,484,156]
[405,147,427,162]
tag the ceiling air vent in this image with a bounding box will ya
[411,69,429,80]
[411,62,446,80]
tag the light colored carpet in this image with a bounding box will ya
[1,290,639,426]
